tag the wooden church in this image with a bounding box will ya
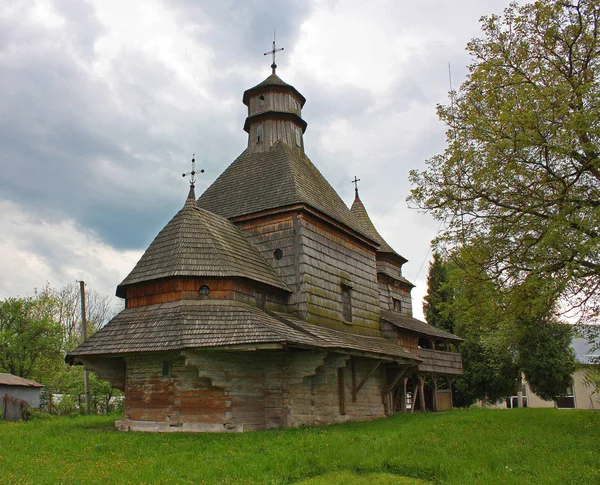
[68,58,463,432]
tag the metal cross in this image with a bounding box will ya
[182,154,204,188]
[264,29,284,74]
[351,176,361,197]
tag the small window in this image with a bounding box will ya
[341,285,352,322]
[162,361,172,378]
[295,126,301,147]
[199,285,210,296]
[392,298,402,312]
[257,124,263,143]
[259,94,265,106]
[256,291,265,310]
[273,248,283,260]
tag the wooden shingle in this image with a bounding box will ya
[197,141,375,242]
[117,195,290,297]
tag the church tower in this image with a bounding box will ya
[243,72,307,154]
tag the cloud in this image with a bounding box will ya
[0,200,141,300]
[0,0,512,317]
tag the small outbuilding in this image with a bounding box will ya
[0,373,44,421]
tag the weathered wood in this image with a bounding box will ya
[432,376,438,412]
[338,368,346,415]
[418,375,426,412]
[401,377,408,413]
[385,366,408,395]
[352,361,381,402]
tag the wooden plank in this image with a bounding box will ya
[338,367,346,415]
[385,366,408,395]
[352,361,381,402]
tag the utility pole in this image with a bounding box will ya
[79,280,91,414]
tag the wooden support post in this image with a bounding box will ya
[351,357,357,397]
[401,377,408,413]
[418,375,426,412]
[385,366,408,395]
[432,376,438,412]
[352,361,380,402]
[411,381,418,413]
[338,368,346,415]
[448,377,454,409]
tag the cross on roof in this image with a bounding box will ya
[182,154,204,189]
[264,30,284,74]
[351,176,361,197]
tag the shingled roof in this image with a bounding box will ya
[381,310,463,342]
[350,194,407,264]
[243,73,306,107]
[117,193,289,297]
[66,300,420,363]
[198,141,376,242]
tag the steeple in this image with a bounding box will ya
[242,43,307,154]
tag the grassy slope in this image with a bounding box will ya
[0,408,598,485]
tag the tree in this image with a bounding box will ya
[425,249,576,406]
[518,320,576,401]
[423,252,455,334]
[409,0,600,323]
[0,294,62,379]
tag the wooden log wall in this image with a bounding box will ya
[118,353,228,432]
[247,91,302,117]
[124,277,287,312]
[300,213,381,335]
[377,274,413,316]
[248,118,303,154]
[235,213,306,315]
[117,349,389,432]
[247,90,304,154]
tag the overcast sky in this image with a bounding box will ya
[0,0,513,319]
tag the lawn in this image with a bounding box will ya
[0,408,598,484]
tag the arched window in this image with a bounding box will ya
[259,94,265,106]
[257,124,263,143]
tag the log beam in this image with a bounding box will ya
[352,361,381,402]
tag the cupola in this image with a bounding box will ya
[242,73,307,154]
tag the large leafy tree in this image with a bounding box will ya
[425,250,576,405]
[410,0,600,322]
[0,294,62,379]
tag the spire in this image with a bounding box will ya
[351,176,361,199]
[182,153,204,201]
[264,29,284,74]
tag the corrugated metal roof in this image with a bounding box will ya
[381,310,463,342]
[117,195,290,296]
[0,373,44,387]
[198,141,376,242]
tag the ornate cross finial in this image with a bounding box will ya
[182,153,204,189]
[264,29,284,74]
[351,176,361,197]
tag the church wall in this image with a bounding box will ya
[299,213,381,335]
[123,277,287,312]
[377,277,413,316]
[235,213,307,314]
[120,353,228,432]
[248,119,303,153]
[118,350,388,432]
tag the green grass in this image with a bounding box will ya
[0,408,598,484]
